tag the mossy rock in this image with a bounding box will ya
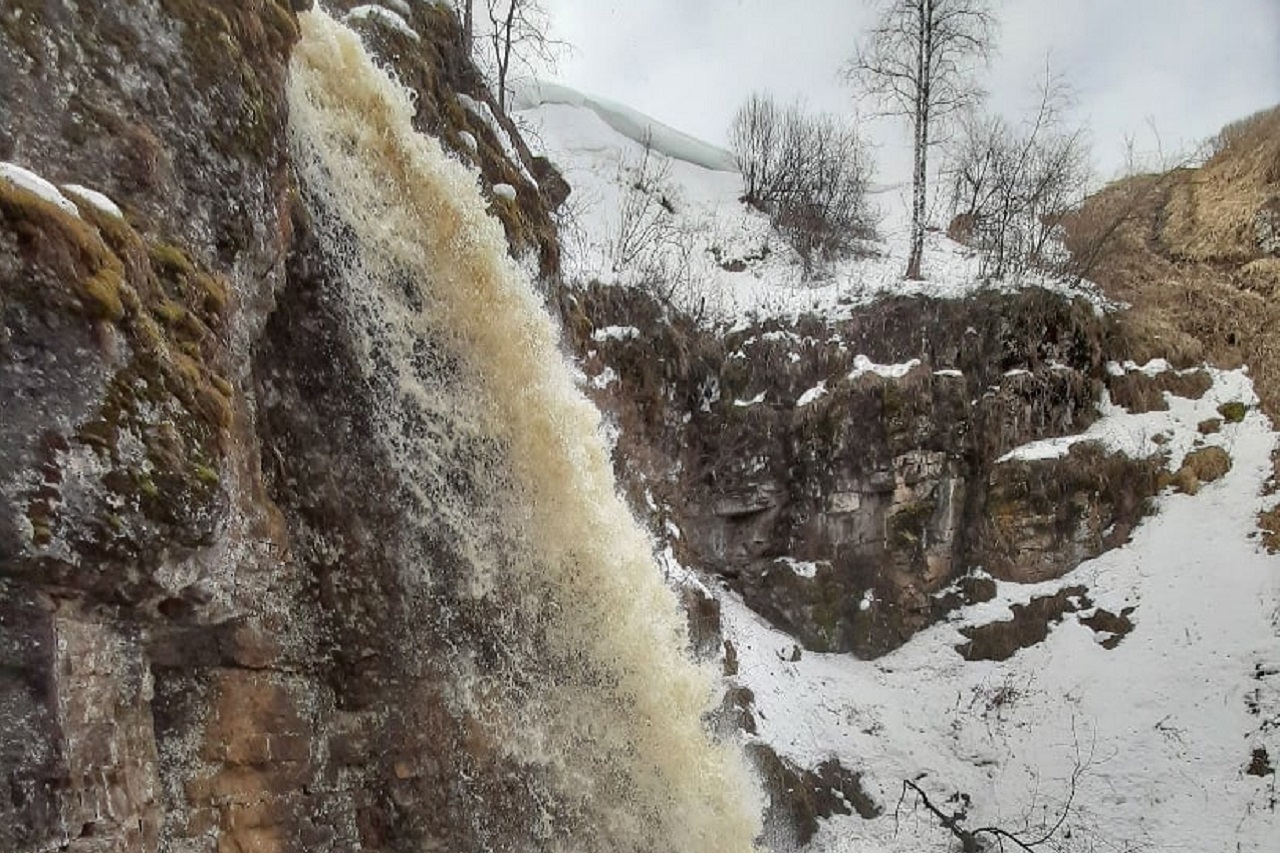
[888,500,935,549]
[1218,400,1248,423]
[3,185,234,567]
[0,180,128,321]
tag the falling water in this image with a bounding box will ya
[287,9,760,852]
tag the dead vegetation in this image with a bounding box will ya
[1106,367,1211,413]
[1061,105,1280,417]
[1163,105,1280,265]
[1160,445,1233,496]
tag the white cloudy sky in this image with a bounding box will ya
[539,0,1280,184]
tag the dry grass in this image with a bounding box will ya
[1062,107,1280,541]
[1184,445,1232,483]
[1107,368,1211,413]
[1061,105,1280,418]
[1259,505,1280,553]
[1163,105,1280,264]
[1158,446,1231,497]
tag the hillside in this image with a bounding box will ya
[1062,106,1280,413]
[528,88,1280,851]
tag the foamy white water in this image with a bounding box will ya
[287,10,761,852]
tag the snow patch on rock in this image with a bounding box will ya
[1,162,80,217]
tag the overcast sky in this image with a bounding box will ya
[539,0,1280,185]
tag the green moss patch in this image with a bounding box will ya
[1218,400,1249,423]
[4,187,234,555]
[0,180,128,320]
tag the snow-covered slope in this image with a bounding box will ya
[523,87,1280,850]
[514,81,1106,328]
[514,80,738,172]
[720,365,1280,852]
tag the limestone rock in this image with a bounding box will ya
[569,284,1158,657]
[1,2,568,850]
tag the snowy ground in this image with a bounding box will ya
[513,81,1110,330]
[718,365,1280,852]
[521,83,1280,851]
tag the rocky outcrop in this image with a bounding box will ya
[565,286,1162,657]
[747,743,880,850]
[1,2,569,850]
[2,2,299,847]
[956,582,1138,660]
[327,0,563,276]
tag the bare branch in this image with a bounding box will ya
[942,61,1093,280]
[728,92,877,276]
[464,0,564,111]
[844,0,997,279]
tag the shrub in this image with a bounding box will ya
[608,133,709,319]
[729,92,876,276]
[943,73,1090,280]
[1218,401,1248,423]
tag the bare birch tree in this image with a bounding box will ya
[483,0,560,112]
[846,0,996,280]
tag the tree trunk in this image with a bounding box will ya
[497,1,517,112]
[462,0,473,56]
[906,0,931,280]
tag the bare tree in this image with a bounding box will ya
[846,0,996,280]
[608,134,715,319]
[944,67,1091,279]
[452,0,560,110]
[730,92,782,206]
[729,93,877,276]
[448,1,475,54]
[459,0,474,56]
[612,132,678,276]
[480,0,560,113]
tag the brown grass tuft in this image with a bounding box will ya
[1259,505,1280,553]
[1061,106,1280,419]
[1183,445,1232,483]
[1163,105,1280,264]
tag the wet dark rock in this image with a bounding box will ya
[958,586,1089,661]
[710,684,758,736]
[566,284,1160,657]
[747,743,880,849]
[1,2,567,850]
[682,582,724,660]
[1079,605,1137,650]
[957,587,1136,659]
[1247,746,1274,777]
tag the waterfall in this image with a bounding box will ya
[286,9,760,852]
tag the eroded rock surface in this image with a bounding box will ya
[1,2,568,850]
[566,286,1161,657]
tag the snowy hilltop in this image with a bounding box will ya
[514,79,1109,329]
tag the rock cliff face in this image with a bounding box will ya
[2,2,298,848]
[563,286,1164,657]
[0,2,569,850]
